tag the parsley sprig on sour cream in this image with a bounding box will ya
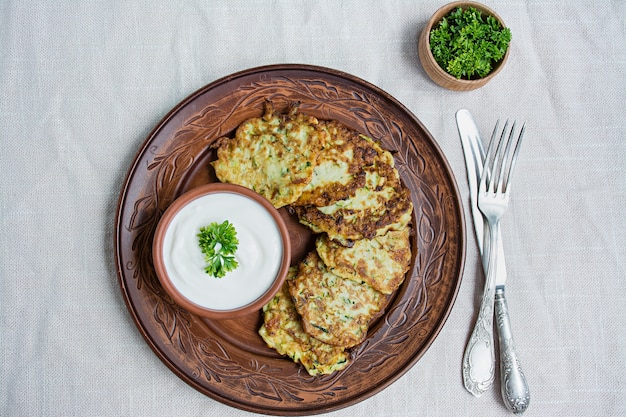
[197,220,239,278]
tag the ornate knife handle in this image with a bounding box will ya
[462,222,499,397]
[495,287,530,413]
[462,283,496,396]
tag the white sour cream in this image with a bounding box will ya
[162,192,283,311]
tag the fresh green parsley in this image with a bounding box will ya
[429,7,511,79]
[197,220,239,278]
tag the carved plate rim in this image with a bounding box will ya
[114,64,466,415]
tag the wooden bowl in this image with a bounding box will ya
[418,1,510,91]
[152,183,291,319]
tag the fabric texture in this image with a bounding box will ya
[1,1,625,416]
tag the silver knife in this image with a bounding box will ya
[457,109,530,413]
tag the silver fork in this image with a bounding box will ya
[462,120,525,398]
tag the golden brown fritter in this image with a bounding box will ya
[294,120,379,207]
[288,252,386,348]
[258,268,350,376]
[212,102,329,208]
[315,228,412,294]
[294,159,413,246]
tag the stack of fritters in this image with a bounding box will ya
[212,102,413,375]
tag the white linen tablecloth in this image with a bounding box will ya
[1,1,624,416]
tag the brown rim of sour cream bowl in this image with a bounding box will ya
[152,183,291,319]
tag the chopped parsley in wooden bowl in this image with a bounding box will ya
[418,1,511,91]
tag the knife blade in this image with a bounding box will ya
[456,109,530,413]
[456,108,506,277]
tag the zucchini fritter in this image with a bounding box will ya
[294,120,378,207]
[259,268,350,376]
[288,252,385,348]
[212,103,329,208]
[315,228,412,294]
[294,157,413,245]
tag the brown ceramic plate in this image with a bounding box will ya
[115,64,465,415]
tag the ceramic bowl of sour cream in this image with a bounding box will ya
[152,183,291,319]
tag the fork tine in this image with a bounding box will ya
[497,120,517,194]
[492,119,511,193]
[481,119,512,194]
[480,119,501,193]
[503,122,525,193]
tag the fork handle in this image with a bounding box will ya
[462,221,499,396]
[495,287,531,413]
